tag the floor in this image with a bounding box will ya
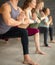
[0,35,55,65]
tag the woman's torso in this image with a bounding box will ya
[0,1,20,34]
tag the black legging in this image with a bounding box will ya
[0,27,29,55]
[38,27,49,46]
[49,26,53,41]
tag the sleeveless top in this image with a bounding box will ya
[29,11,40,28]
[0,1,20,34]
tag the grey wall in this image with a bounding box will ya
[44,0,55,34]
[18,0,26,7]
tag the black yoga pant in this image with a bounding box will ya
[49,26,53,41]
[38,27,49,46]
[0,27,29,55]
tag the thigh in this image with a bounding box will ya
[49,26,53,32]
[38,27,49,34]
[27,27,39,36]
[0,27,27,38]
[38,27,44,33]
[43,27,49,36]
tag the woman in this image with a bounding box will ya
[33,0,55,45]
[0,0,38,65]
[32,0,50,47]
[34,0,48,47]
[22,0,45,55]
[34,0,52,47]
[39,8,52,47]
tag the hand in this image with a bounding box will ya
[22,18,30,24]
[17,11,26,21]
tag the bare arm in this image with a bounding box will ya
[49,16,53,25]
[41,16,47,20]
[1,3,23,27]
[40,12,47,20]
[44,16,52,26]
[47,16,52,25]
[32,12,41,23]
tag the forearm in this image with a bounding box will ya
[45,21,51,26]
[24,18,35,24]
[32,13,41,23]
[48,21,52,25]
[41,16,46,20]
[29,19,35,24]
[4,18,22,27]
[35,17,41,23]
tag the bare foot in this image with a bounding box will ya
[35,50,46,55]
[50,40,55,43]
[42,45,51,48]
[23,60,39,65]
[47,45,51,48]
[23,55,39,65]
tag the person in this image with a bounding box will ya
[31,0,51,47]
[22,0,46,55]
[0,0,38,65]
[0,0,9,41]
[33,0,45,21]
[39,8,52,47]
[29,0,46,30]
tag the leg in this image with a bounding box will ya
[20,28,38,65]
[49,26,53,41]
[1,27,38,65]
[27,28,46,55]
[49,26,55,43]
[34,32,46,55]
[44,27,50,47]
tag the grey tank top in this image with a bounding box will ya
[0,1,20,34]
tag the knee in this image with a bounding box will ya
[22,29,28,36]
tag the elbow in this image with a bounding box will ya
[3,18,12,26]
[6,23,10,26]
